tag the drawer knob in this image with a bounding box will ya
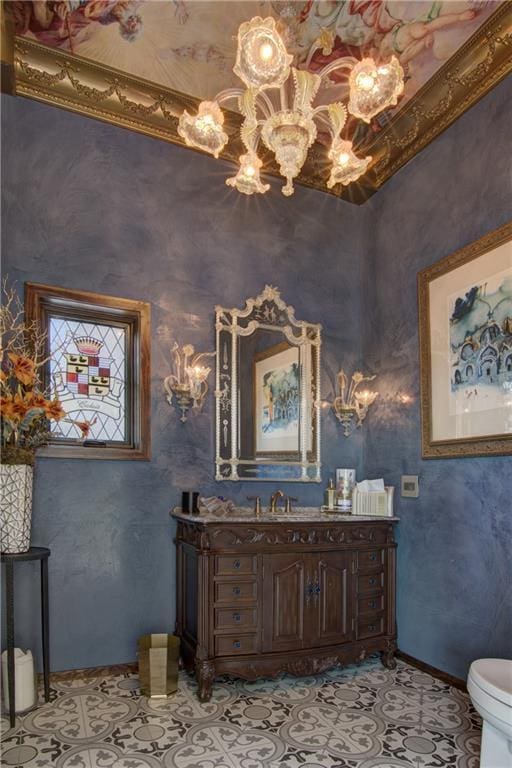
[233,586,241,596]
[369,600,377,609]
[368,624,376,631]
[369,578,377,586]
[233,640,241,649]
[233,612,241,623]
[233,559,241,569]
[370,553,377,561]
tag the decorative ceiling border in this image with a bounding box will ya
[10,3,512,205]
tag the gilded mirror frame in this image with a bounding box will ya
[215,285,321,482]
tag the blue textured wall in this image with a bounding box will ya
[1,95,365,671]
[363,74,512,679]
[2,74,510,678]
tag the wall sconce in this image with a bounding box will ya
[164,343,215,422]
[331,369,378,437]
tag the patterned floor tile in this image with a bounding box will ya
[0,660,482,768]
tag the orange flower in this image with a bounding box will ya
[44,399,65,422]
[1,392,29,423]
[12,392,30,420]
[0,369,7,385]
[8,353,37,386]
[0,395,19,423]
[25,391,47,409]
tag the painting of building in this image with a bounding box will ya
[450,272,512,403]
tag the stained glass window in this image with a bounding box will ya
[49,316,127,443]
[25,283,150,460]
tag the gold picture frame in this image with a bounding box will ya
[418,221,512,459]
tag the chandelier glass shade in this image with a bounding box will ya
[178,16,404,196]
[327,138,372,189]
[226,151,270,195]
[178,101,228,159]
[233,16,293,90]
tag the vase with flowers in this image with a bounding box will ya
[0,281,92,553]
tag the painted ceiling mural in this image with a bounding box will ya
[9,1,510,200]
[13,1,498,105]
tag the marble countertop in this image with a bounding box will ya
[170,507,399,524]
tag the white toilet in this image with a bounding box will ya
[467,659,512,768]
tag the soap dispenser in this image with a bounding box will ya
[324,479,336,510]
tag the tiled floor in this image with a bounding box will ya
[0,658,481,767]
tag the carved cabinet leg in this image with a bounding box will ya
[381,643,397,670]
[196,660,215,701]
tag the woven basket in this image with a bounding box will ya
[0,464,33,553]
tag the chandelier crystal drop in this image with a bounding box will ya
[177,16,404,196]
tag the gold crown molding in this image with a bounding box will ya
[13,37,242,160]
[12,3,512,205]
[1,1,15,94]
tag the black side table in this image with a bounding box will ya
[1,547,50,727]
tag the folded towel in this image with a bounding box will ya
[199,496,236,517]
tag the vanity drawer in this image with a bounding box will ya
[214,580,257,603]
[358,549,384,572]
[358,594,384,615]
[357,615,384,639]
[215,634,259,656]
[214,607,258,631]
[357,572,384,594]
[215,555,256,576]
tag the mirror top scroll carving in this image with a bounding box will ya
[215,285,322,483]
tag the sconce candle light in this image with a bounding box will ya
[164,343,215,422]
[331,369,378,437]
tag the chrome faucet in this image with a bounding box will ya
[269,490,285,513]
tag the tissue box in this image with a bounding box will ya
[352,486,394,517]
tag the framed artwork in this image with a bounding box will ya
[25,283,151,460]
[254,341,305,457]
[418,221,512,458]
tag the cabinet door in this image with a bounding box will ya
[306,552,352,647]
[262,554,306,652]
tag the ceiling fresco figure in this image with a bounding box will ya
[287,2,491,92]
[11,0,143,51]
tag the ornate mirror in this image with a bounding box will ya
[215,286,321,482]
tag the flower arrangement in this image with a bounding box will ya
[0,281,93,465]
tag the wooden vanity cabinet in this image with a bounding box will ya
[174,515,397,701]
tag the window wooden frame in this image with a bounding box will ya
[25,283,151,460]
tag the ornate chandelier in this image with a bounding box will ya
[178,17,404,197]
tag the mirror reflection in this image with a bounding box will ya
[215,286,321,482]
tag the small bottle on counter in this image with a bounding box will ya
[324,479,336,510]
